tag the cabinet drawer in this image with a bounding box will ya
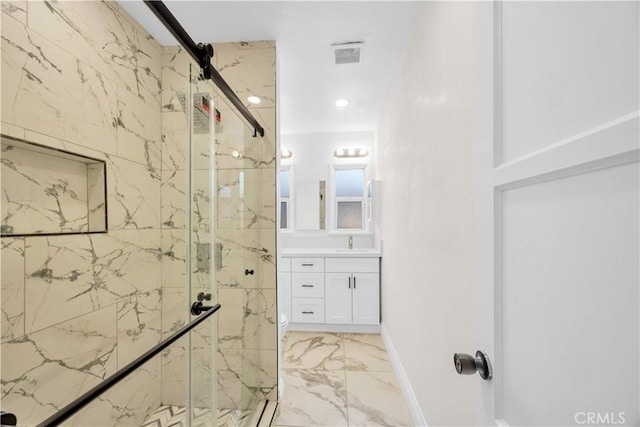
[292,298,325,323]
[279,257,292,272]
[292,258,324,273]
[325,257,379,273]
[292,273,324,298]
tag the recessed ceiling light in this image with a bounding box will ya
[335,99,349,108]
[247,96,261,104]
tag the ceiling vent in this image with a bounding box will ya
[332,40,364,65]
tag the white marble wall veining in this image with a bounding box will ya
[216,348,277,410]
[249,108,277,169]
[1,143,91,235]
[216,44,276,110]
[2,3,277,421]
[1,238,25,342]
[116,87,162,173]
[218,288,277,351]
[215,101,277,171]
[117,289,162,367]
[161,229,187,289]
[26,0,161,107]
[24,230,161,334]
[161,169,187,229]
[1,9,83,143]
[1,306,118,426]
[214,106,263,170]
[215,228,276,290]
[162,111,188,171]
[217,168,276,230]
[68,357,161,427]
[160,288,188,407]
[161,47,190,113]
[1,2,26,24]
[1,1,164,425]
[107,155,161,230]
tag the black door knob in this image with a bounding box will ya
[454,351,492,380]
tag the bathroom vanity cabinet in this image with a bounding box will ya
[279,250,381,332]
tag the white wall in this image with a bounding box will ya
[377,3,475,425]
[280,131,376,249]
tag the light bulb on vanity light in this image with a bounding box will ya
[335,99,349,108]
[281,148,293,159]
[333,147,369,158]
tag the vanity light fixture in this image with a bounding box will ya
[335,99,349,108]
[247,96,261,104]
[281,148,293,159]
[334,147,369,158]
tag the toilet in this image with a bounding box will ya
[278,313,289,399]
[280,313,289,334]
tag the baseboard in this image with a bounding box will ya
[288,323,381,333]
[381,323,428,427]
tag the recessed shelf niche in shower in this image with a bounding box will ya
[1,134,107,237]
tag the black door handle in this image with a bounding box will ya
[191,301,214,315]
[245,269,254,276]
[1,412,17,426]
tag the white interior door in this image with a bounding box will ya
[474,2,639,426]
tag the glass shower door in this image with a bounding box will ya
[187,63,217,426]
[214,90,277,422]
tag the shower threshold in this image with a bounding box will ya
[140,401,278,427]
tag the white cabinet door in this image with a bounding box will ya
[352,273,379,325]
[325,273,352,324]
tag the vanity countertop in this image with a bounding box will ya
[281,248,382,257]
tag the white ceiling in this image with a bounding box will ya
[119,1,420,135]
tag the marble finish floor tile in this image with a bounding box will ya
[344,333,393,372]
[346,371,413,427]
[277,332,414,427]
[282,331,344,370]
[277,369,348,427]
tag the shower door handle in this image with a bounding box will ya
[1,412,17,426]
[191,301,214,316]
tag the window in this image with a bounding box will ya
[280,168,291,229]
[334,167,365,230]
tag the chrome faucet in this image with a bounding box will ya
[348,235,353,250]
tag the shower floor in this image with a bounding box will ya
[140,405,253,427]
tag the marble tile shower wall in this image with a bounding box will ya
[159,42,278,410]
[1,1,163,425]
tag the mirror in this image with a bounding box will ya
[293,179,327,231]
